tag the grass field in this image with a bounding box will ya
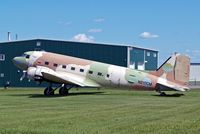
[0,88,200,134]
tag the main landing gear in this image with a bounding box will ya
[44,84,73,96]
[44,86,55,96]
[59,85,71,96]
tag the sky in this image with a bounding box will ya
[0,0,200,64]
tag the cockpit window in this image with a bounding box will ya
[22,54,30,59]
[25,55,30,59]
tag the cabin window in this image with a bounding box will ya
[62,65,66,69]
[0,54,5,61]
[53,63,58,67]
[71,67,75,70]
[45,61,49,65]
[88,70,93,74]
[97,72,102,76]
[80,69,84,72]
[107,74,110,78]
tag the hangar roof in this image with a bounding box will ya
[0,38,159,52]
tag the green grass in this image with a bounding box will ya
[0,88,200,134]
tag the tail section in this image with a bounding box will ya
[154,53,190,87]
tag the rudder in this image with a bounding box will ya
[154,53,190,86]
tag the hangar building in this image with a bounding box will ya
[0,39,159,87]
[189,63,200,86]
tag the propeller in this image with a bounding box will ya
[20,70,27,81]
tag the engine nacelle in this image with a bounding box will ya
[27,66,57,82]
[27,67,43,80]
[28,66,54,80]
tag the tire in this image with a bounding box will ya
[44,87,54,96]
[160,92,166,96]
[59,87,69,96]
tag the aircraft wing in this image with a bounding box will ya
[40,68,101,88]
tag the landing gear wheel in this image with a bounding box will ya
[160,92,166,96]
[59,87,69,96]
[44,87,54,96]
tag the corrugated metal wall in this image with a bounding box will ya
[130,48,144,70]
[0,40,45,87]
[144,50,158,70]
[38,39,127,66]
[190,64,200,86]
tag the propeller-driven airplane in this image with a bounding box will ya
[12,51,190,96]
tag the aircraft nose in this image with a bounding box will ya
[12,57,28,70]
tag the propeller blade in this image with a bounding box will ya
[20,71,27,81]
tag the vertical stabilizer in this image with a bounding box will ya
[154,53,190,86]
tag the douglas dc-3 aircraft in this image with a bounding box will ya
[12,51,190,96]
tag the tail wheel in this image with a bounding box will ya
[155,84,166,96]
[155,84,160,92]
[59,87,69,96]
[160,92,166,96]
[44,87,54,96]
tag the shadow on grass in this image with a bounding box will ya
[152,93,185,97]
[8,91,105,98]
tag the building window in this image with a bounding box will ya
[36,41,41,46]
[80,69,84,72]
[62,65,66,69]
[97,72,102,76]
[45,61,49,65]
[0,73,4,78]
[88,70,93,74]
[71,67,75,70]
[153,53,157,57]
[53,63,58,67]
[0,54,5,61]
[147,52,150,57]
